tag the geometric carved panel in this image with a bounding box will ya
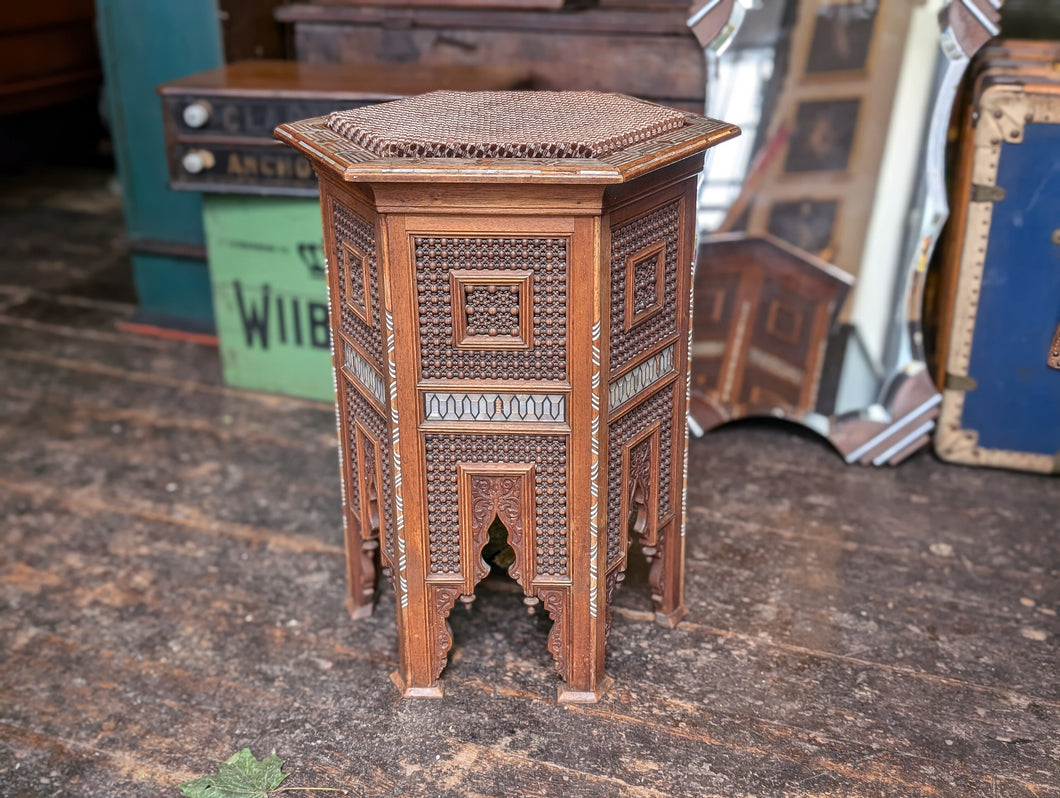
[354,420,384,543]
[332,199,383,366]
[621,423,660,557]
[449,268,533,349]
[342,239,372,326]
[610,199,682,374]
[625,240,666,329]
[414,236,568,381]
[764,299,803,344]
[606,383,675,569]
[423,433,568,578]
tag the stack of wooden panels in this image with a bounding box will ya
[273,2,706,113]
[932,40,1060,474]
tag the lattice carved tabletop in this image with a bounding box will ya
[276,90,739,701]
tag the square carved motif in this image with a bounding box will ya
[765,299,804,344]
[341,240,372,325]
[624,241,666,330]
[450,269,533,350]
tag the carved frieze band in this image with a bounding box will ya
[423,392,566,424]
[343,341,387,407]
[608,345,676,410]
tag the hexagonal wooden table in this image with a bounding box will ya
[276,91,738,701]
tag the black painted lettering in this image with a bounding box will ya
[308,301,330,349]
[276,292,287,344]
[234,281,270,349]
[292,299,303,346]
[298,242,326,279]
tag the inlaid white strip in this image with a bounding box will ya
[608,344,676,410]
[423,391,566,423]
[383,308,408,609]
[746,346,805,387]
[588,320,602,620]
[343,341,387,407]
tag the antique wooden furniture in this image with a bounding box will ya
[690,234,851,433]
[276,91,738,700]
[0,2,100,116]
[159,60,530,196]
[932,41,1060,473]
[274,4,705,113]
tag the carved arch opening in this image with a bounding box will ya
[426,462,572,684]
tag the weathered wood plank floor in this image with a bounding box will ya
[1,169,1057,797]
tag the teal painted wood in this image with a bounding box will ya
[131,253,217,328]
[96,0,224,326]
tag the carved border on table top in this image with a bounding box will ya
[276,112,739,183]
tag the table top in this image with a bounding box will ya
[275,92,739,185]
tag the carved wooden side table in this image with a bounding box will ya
[276,91,738,701]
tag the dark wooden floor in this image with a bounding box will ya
[0,168,1057,798]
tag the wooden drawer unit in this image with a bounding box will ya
[159,60,530,196]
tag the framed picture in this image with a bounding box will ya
[783,98,861,174]
[766,198,839,256]
[805,1,879,75]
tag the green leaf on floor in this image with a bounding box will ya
[180,749,288,798]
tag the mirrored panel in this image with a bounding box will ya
[687,0,1004,464]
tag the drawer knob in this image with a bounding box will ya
[182,149,216,175]
[182,100,212,129]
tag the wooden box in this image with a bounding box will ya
[933,43,1060,473]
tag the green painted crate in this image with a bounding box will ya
[203,194,334,402]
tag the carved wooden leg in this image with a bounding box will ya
[554,584,611,703]
[344,531,378,620]
[648,519,687,628]
[390,585,450,699]
[624,420,687,628]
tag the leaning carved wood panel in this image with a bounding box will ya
[691,234,850,428]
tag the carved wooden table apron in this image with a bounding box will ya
[276,91,738,701]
